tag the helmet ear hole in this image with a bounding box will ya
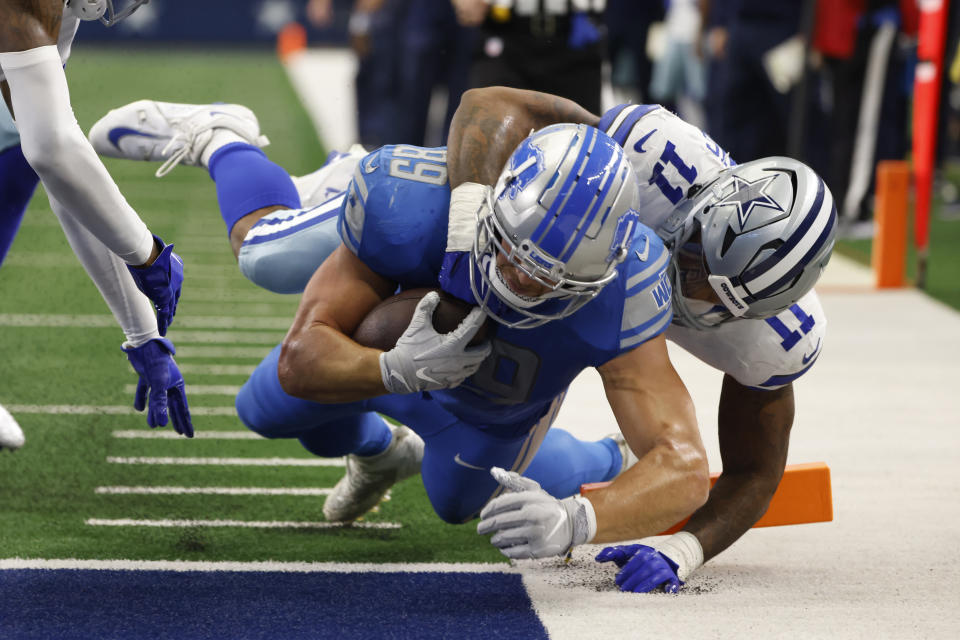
[720,226,737,258]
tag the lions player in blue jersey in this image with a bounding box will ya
[445,86,837,592]
[90,99,714,555]
[0,1,196,445]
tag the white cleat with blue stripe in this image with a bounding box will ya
[88,100,269,177]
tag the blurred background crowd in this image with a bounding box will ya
[79,0,960,241]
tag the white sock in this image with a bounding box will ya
[200,129,249,167]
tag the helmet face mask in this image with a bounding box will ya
[68,0,150,27]
[469,124,640,329]
[661,157,838,329]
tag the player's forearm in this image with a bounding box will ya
[589,432,710,543]
[51,195,160,347]
[278,324,386,403]
[684,376,794,562]
[0,46,155,265]
[681,469,782,562]
[447,87,600,188]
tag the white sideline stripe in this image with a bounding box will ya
[166,330,282,345]
[86,518,399,530]
[0,313,290,330]
[7,404,236,416]
[95,486,333,496]
[177,364,257,375]
[0,558,517,574]
[107,456,345,467]
[123,384,241,396]
[112,430,258,440]
[177,346,272,359]
[285,48,358,152]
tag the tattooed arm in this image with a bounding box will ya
[446,87,601,188]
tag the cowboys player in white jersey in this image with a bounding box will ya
[0,1,198,448]
[445,87,835,592]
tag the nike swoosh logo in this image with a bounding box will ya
[415,367,440,386]
[635,235,650,262]
[363,155,377,173]
[802,339,821,364]
[453,453,485,471]
[108,127,159,149]
[633,129,657,153]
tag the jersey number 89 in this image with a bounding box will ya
[389,146,448,185]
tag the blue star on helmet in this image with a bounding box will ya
[712,173,784,230]
[501,140,545,201]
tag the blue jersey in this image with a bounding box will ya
[338,144,672,435]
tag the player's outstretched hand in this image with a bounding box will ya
[123,338,194,437]
[379,291,491,394]
[126,234,184,336]
[596,544,682,593]
[477,467,596,559]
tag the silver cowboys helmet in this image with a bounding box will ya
[67,0,150,27]
[471,123,641,329]
[657,156,837,329]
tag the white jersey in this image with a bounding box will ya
[667,290,826,389]
[599,103,824,389]
[0,9,80,84]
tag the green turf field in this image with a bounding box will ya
[0,48,505,565]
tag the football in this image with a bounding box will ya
[352,288,489,351]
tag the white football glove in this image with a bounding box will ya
[477,467,597,559]
[379,291,491,394]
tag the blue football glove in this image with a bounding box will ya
[126,234,183,336]
[123,337,193,437]
[596,544,683,593]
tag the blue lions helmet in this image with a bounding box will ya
[470,123,641,329]
[657,156,837,329]
[67,0,150,27]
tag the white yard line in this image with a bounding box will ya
[95,486,333,496]
[107,456,345,467]
[176,346,272,359]
[0,313,290,330]
[177,364,257,376]
[123,384,241,396]
[180,291,282,303]
[8,405,236,416]
[166,331,282,344]
[0,558,516,574]
[112,430,258,439]
[85,518,398,529]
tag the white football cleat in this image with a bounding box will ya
[323,424,424,523]
[89,100,269,177]
[0,403,25,451]
[609,432,638,476]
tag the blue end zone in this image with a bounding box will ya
[0,570,548,639]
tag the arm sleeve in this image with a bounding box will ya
[0,45,155,265]
[49,194,161,348]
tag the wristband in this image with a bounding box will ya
[656,531,704,580]
[571,495,598,546]
[447,182,491,252]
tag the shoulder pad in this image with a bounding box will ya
[667,290,827,389]
[617,228,673,351]
[598,104,735,230]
